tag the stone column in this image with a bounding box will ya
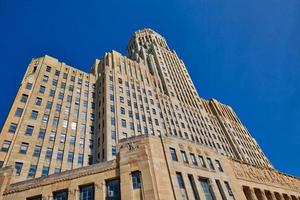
[248,188,258,200]
[260,190,268,200]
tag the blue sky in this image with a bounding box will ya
[0,0,299,176]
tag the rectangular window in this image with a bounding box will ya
[55,70,60,76]
[43,75,49,82]
[31,110,38,120]
[21,94,28,103]
[27,195,42,200]
[68,152,74,163]
[19,142,29,154]
[15,162,23,176]
[199,155,207,168]
[42,114,49,124]
[49,132,56,141]
[199,178,215,200]
[122,132,127,138]
[120,107,125,115]
[8,123,18,133]
[49,89,55,97]
[1,140,11,152]
[215,179,227,200]
[26,82,32,90]
[215,160,223,172]
[45,148,53,159]
[62,120,68,128]
[224,181,234,197]
[188,174,200,200]
[41,166,49,176]
[38,128,45,139]
[60,134,66,143]
[71,122,77,130]
[190,153,198,166]
[35,97,42,106]
[176,172,185,189]
[53,189,68,200]
[57,150,63,160]
[46,101,52,109]
[53,117,59,127]
[56,104,62,112]
[78,154,83,166]
[46,66,51,72]
[112,146,116,156]
[79,184,94,200]
[207,158,215,170]
[181,151,188,164]
[33,146,41,157]
[39,86,46,93]
[25,125,34,135]
[106,179,120,199]
[27,164,37,178]
[121,119,126,128]
[15,108,23,117]
[170,148,178,161]
[112,131,116,140]
[70,136,75,145]
[131,171,141,189]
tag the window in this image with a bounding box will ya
[1,140,11,152]
[199,178,215,200]
[31,110,38,120]
[176,172,185,189]
[121,119,126,127]
[26,83,32,90]
[55,70,60,76]
[53,189,68,200]
[25,125,34,135]
[62,120,68,128]
[188,174,200,200]
[78,154,83,166]
[43,75,49,82]
[8,123,18,133]
[53,117,59,127]
[112,146,116,156]
[21,94,28,103]
[39,86,46,93]
[50,132,56,141]
[106,179,120,199]
[111,117,115,126]
[79,184,94,200]
[122,132,128,138]
[45,148,53,159]
[131,171,141,189]
[46,66,51,72]
[68,152,74,163]
[190,153,197,166]
[57,150,63,160]
[224,181,234,197]
[15,162,23,176]
[27,164,37,178]
[56,104,62,112]
[207,158,215,170]
[60,134,66,143]
[19,142,29,154]
[70,136,75,145]
[49,89,55,97]
[42,114,49,124]
[41,166,49,176]
[120,107,125,115]
[120,96,124,103]
[27,195,42,200]
[215,179,226,200]
[46,101,52,109]
[63,73,68,79]
[181,151,188,163]
[33,146,41,157]
[199,155,206,168]
[35,97,42,106]
[170,148,178,161]
[215,160,223,172]
[15,108,23,117]
[71,122,77,130]
[38,128,45,139]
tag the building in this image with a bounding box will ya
[0,28,299,199]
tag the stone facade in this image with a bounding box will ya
[0,28,299,199]
[0,135,299,200]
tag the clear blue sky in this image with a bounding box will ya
[0,0,299,176]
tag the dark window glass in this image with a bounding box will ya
[106,179,120,200]
[26,83,32,90]
[207,158,215,170]
[15,162,23,176]
[170,148,178,161]
[199,178,215,200]
[79,184,94,200]
[53,190,68,200]
[1,140,11,152]
[41,166,49,176]
[28,165,37,178]
[131,171,141,189]
[25,125,34,135]
[35,97,42,106]
[15,108,23,117]
[21,94,28,103]
[38,128,46,139]
[31,110,38,120]
[176,172,185,189]
[39,86,46,93]
[8,123,18,133]
[215,160,223,172]
[27,195,42,200]
[33,146,41,157]
[19,142,29,154]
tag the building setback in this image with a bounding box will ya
[0,28,299,200]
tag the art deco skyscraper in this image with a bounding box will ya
[0,28,271,183]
